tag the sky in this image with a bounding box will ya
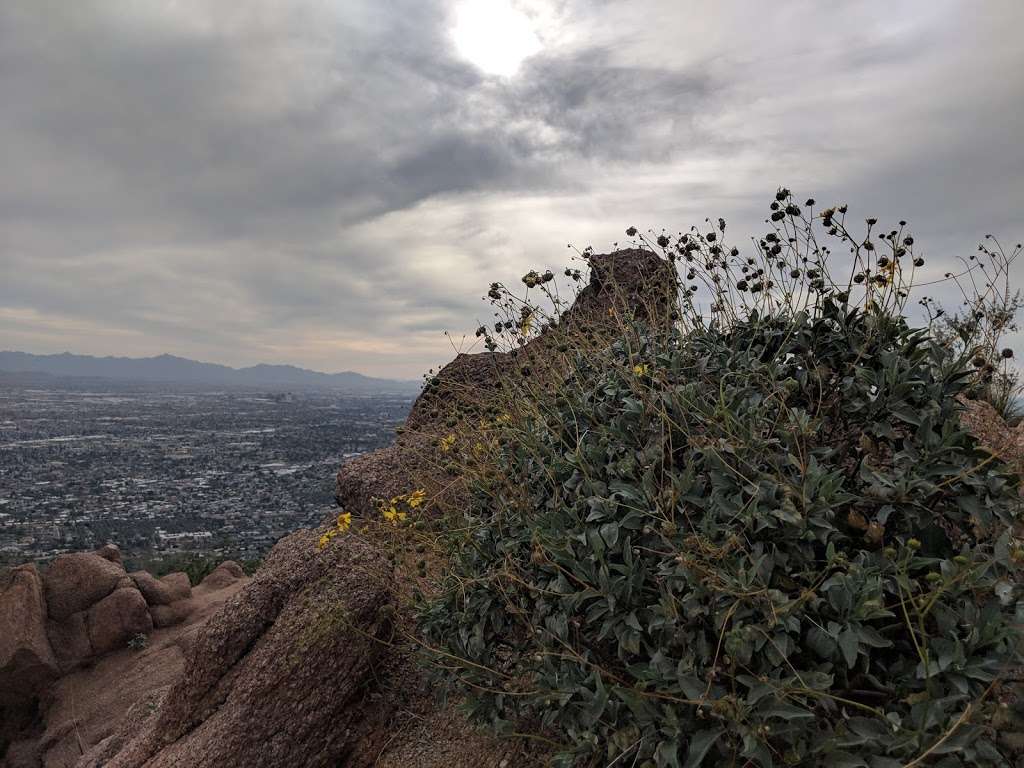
[1,0,1022,379]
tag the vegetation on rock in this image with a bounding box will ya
[417,191,1024,766]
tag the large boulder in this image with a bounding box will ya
[86,588,153,656]
[0,564,58,705]
[195,560,244,591]
[92,529,394,768]
[44,552,125,621]
[160,572,192,602]
[129,571,177,606]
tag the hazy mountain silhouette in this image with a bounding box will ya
[0,351,421,394]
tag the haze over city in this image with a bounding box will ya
[3,1,1022,378]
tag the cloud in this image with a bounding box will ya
[1,0,1022,377]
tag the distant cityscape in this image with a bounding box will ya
[0,375,413,567]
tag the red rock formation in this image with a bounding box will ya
[0,545,247,767]
[1,564,59,723]
[42,553,125,623]
[83,531,393,768]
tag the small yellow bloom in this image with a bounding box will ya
[439,434,456,453]
[408,489,426,509]
[633,363,649,376]
[337,511,352,531]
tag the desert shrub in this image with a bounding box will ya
[419,193,1024,766]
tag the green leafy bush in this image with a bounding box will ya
[419,196,1024,767]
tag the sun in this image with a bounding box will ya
[449,0,543,78]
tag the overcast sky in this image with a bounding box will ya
[1,1,1022,378]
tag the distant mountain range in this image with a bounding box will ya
[0,351,421,394]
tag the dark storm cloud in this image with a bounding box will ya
[1,0,1022,377]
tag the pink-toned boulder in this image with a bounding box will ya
[0,564,58,705]
[160,572,192,602]
[44,552,125,621]
[86,588,153,656]
[197,561,245,591]
[130,571,176,606]
[95,543,123,565]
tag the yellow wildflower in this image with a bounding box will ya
[408,489,426,509]
[633,363,649,376]
[337,511,352,531]
[439,434,456,453]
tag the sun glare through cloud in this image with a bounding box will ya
[449,0,543,77]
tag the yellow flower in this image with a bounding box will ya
[633,363,649,376]
[382,506,398,523]
[337,511,352,532]
[439,434,456,453]
[408,489,426,509]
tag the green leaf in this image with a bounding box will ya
[838,627,860,668]
[683,729,724,768]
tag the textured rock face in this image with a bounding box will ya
[129,571,177,606]
[159,572,192,602]
[91,530,394,768]
[0,556,245,767]
[86,587,154,656]
[47,611,93,666]
[195,560,244,592]
[44,552,125,622]
[150,602,192,629]
[0,564,58,706]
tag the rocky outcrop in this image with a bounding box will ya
[86,588,153,656]
[195,560,244,592]
[0,564,58,705]
[43,553,125,622]
[0,545,247,767]
[86,530,394,768]
[129,571,178,606]
[159,572,191,602]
